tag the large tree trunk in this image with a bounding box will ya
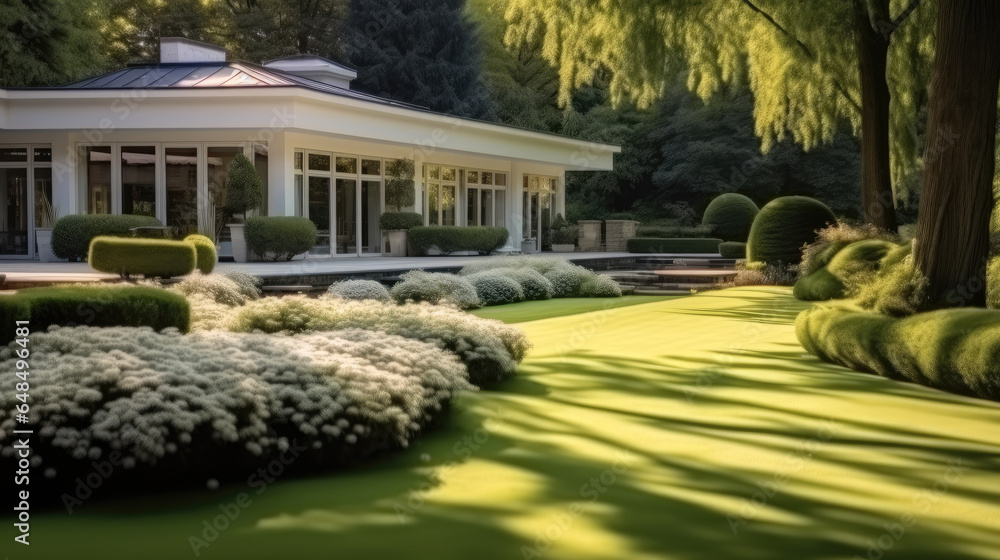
[854,0,898,232]
[914,0,1000,307]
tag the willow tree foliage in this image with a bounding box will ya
[503,0,937,230]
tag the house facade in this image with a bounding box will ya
[0,38,619,260]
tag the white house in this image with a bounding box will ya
[0,38,619,260]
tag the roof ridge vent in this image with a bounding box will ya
[262,55,357,89]
[160,37,226,64]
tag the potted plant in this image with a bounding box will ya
[380,158,419,257]
[521,238,538,254]
[223,154,264,263]
[549,214,578,253]
[34,191,58,262]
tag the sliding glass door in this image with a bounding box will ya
[298,151,385,256]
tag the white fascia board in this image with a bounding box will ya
[1,87,619,170]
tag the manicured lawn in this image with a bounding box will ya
[28,288,1000,559]
[469,295,681,323]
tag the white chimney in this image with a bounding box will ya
[159,37,226,64]
[263,56,357,89]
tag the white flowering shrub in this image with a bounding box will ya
[506,268,554,301]
[544,267,595,297]
[0,326,470,489]
[223,271,263,300]
[389,270,481,309]
[579,274,623,297]
[328,279,391,302]
[170,272,248,306]
[460,255,573,276]
[223,296,529,386]
[466,271,525,306]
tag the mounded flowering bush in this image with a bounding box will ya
[506,268,554,301]
[460,256,606,299]
[460,256,572,276]
[579,274,623,297]
[223,271,263,300]
[170,272,249,306]
[389,270,481,309]
[544,267,594,297]
[328,279,391,302]
[0,326,470,493]
[219,297,530,387]
[466,271,525,306]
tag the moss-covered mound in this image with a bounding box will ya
[989,257,999,310]
[702,193,759,242]
[746,196,837,264]
[718,241,747,259]
[797,303,1000,401]
[794,239,899,301]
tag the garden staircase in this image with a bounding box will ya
[604,257,740,295]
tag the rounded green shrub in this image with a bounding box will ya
[389,271,481,309]
[579,274,623,297]
[52,214,162,261]
[89,237,196,279]
[718,242,747,259]
[746,196,837,264]
[328,279,391,302]
[793,267,845,301]
[379,212,423,231]
[244,216,317,261]
[506,268,554,301]
[467,271,525,306]
[702,193,759,242]
[183,234,217,274]
[543,267,594,297]
[223,153,263,218]
[794,239,899,302]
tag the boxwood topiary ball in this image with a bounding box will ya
[702,193,760,242]
[747,196,837,264]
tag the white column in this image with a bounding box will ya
[412,152,424,216]
[509,162,525,248]
[268,132,294,216]
[49,133,76,216]
[557,170,567,218]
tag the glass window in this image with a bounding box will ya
[308,176,331,254]
[254,144,269,216]
[294,174,303,217]
[428,166,440,180]
[0,147,27,163]
[294,152,303,171]
[480,189,492,227]
[309,153,331,172]
[33,168,54,228]
[481,172,493,186]
[467,171,479,184]
[33,148,52,163]
[361,179,381,254]
[85,146,112,214]
[441,185,456,226]
[208,147,243,241]
[495,173,507,187]
[165,147,198,235]
[361,159,381,176]
[467,188,479,226]
[0,168,29,255]
[442,167,456,182]
[336,157,357,174]
[121,146,156,217]
[494,190,505,228]
[428,182,440,226]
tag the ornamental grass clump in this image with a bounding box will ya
[389,270,481,309]
[328,279,391,302]
[0,326,470,493]
[223,297,530,387]
[170,272,249,306]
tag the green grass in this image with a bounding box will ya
[469,295,681,323]
[24,288,1000,559]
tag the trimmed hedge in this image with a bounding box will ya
[627,237,725,254]
[718,241,747,259]
[183,234,217,274]
[635,224,714,239]
[702,193,759,242]
[0,286,190,344]
[89,237,196,279]
[52,214,162,261]
[746,196,837,264]
[797,303,1000,401]
[379,212,424,231]
[244,216,317,261]
[408,226,509,255]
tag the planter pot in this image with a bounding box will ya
[551,244,576,253]
[387,230,408,257]
[228,224,248,263]
[35,228,59,262]
[521,240,538,254]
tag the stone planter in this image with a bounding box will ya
[35,228,58,262]
[521,239,538,254]
[551,244,576,253]
[228,223,248,263]
[387,230,408,257]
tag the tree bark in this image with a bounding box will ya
[853,0,898,232]
[914,0,1000,307]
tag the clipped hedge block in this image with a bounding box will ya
[718,242,747,259]
[52,214,162,261]
[183,234,217,274]
[747,196,837,264]
[797,303,1000,401]
[702,193,759,242]
[409,226,509,255]
[627,237,725,254]
[89,237,196,278]
[0,285,190,344]
[379,212,424,231]
[244,216,317,261]
[635,224,715,239]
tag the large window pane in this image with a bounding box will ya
[308,176,331,254]
[83,146,111,214]
[335,178,357,254]
[294,174,303,217]
[540,191,552,250]
[0,147,27,163]
[361,180,381,254]
[165,147,198,235]
[0,168,28,255]
[208,146,243,241]
[494,190,505,229]
[33,168,53,228]
[441,185,456,226]
[121,146,156,217]
[480,189,492,227]
[428,183,440,226]
[467,188,479,226]
[254,144,268,216]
